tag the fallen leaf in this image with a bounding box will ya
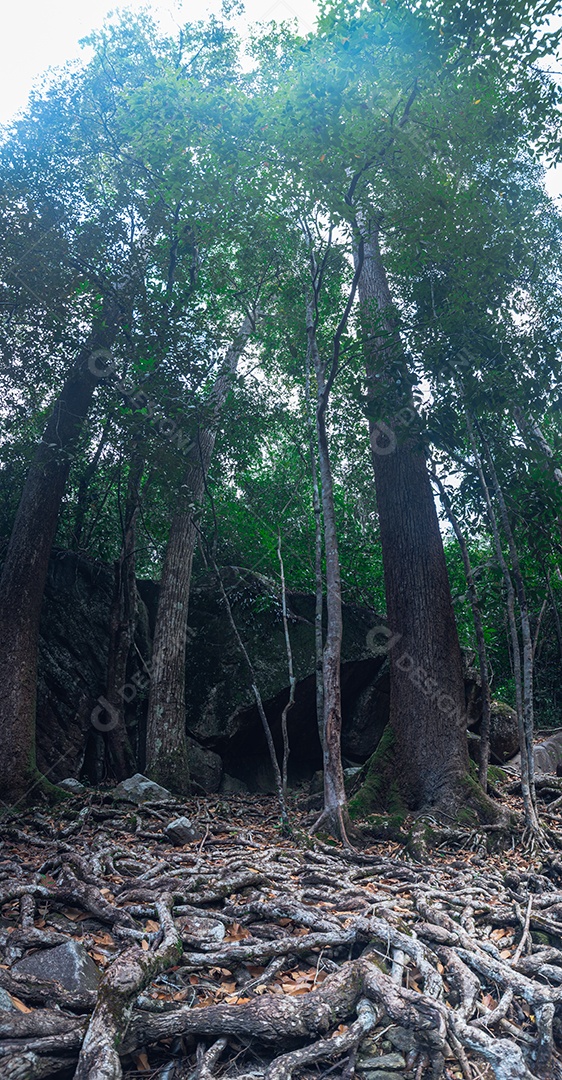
[141,939,149,951]
[10,995,33,1014]
[133,1050,150,1071]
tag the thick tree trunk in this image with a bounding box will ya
[357,225,469,813]
[144,431,214,793]
[0,308,118,805]
[145,315,254,793]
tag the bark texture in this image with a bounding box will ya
[357,224,469,812]
[145,314,255,793]
[0,304,119,805]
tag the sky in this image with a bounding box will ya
[0,0,318,126]
[1,0,561,198]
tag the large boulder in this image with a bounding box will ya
[37,555,391,791]
[169,568,389,788]
[12,941,101,994]
[489,701,520,763]
[37,552,114,781]
[113,773,173,804]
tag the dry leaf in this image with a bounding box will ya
[144,919,159,933]
[141,939,149,951]
[90,950,108,964]
[133,1050,150,1071]
[92,932,114,946]
[10,995,33,1014]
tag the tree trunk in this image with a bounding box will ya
[145,315,255,793]
[464,409,540,835]
[0,306,118,805]
[305,340,324,751]
[431,467,492,791]
[357,224,470,813]
[475,421,539,832]
[71,417,112,552]
[104,449,144,780]
[306,304,349,842]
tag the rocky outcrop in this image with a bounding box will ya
[36,552,517,794]
[36,554,390,790]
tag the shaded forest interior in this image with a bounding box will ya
[3,0,562,1076]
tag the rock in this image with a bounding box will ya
[385,1025,417,1053]
[489,701,519,762]
[343,766,362,791]
[534,730,562,775]
[219,773,249,794]
[507,729,562,776]
[359,1071,404,1080]
[0,988,16,1011]
[37,552,116,783]
[186,737,223,794]
[165,816,199,845]
[357,1050,406,1073]
[59,778,86,794]
[12,941,101,994]
[176,914,226,944]
[113,773,173,804]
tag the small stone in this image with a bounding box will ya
[358,1045,406,1071]
[12,941,101,994]
[359,1071,406,1080]
[165,816,199,845]
[385,1026,417,1053]
[59,778,86,794]
[0,988,16,1011]
[357,1052,406,1071]
[113,773,173,804]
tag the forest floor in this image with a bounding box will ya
[3,783,562,1080]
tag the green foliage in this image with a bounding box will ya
[1,0,562,732]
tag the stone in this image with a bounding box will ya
[385,1025,417,1053]
[12,941,101,994]
[0,988,16,1011]
[359,1071,404,1080]
[489,701,519,762]
[534,730,562,775]
[59,778,86,794]
[357,1051,405,1071]
[113,773,173,804]
[165,816,199,845]
[219,773,249,794]
[186,737,223,794]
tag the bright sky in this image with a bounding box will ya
[0,0,319,126]
[1,0,560,199]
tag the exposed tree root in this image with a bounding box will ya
[1,790,562,1080]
